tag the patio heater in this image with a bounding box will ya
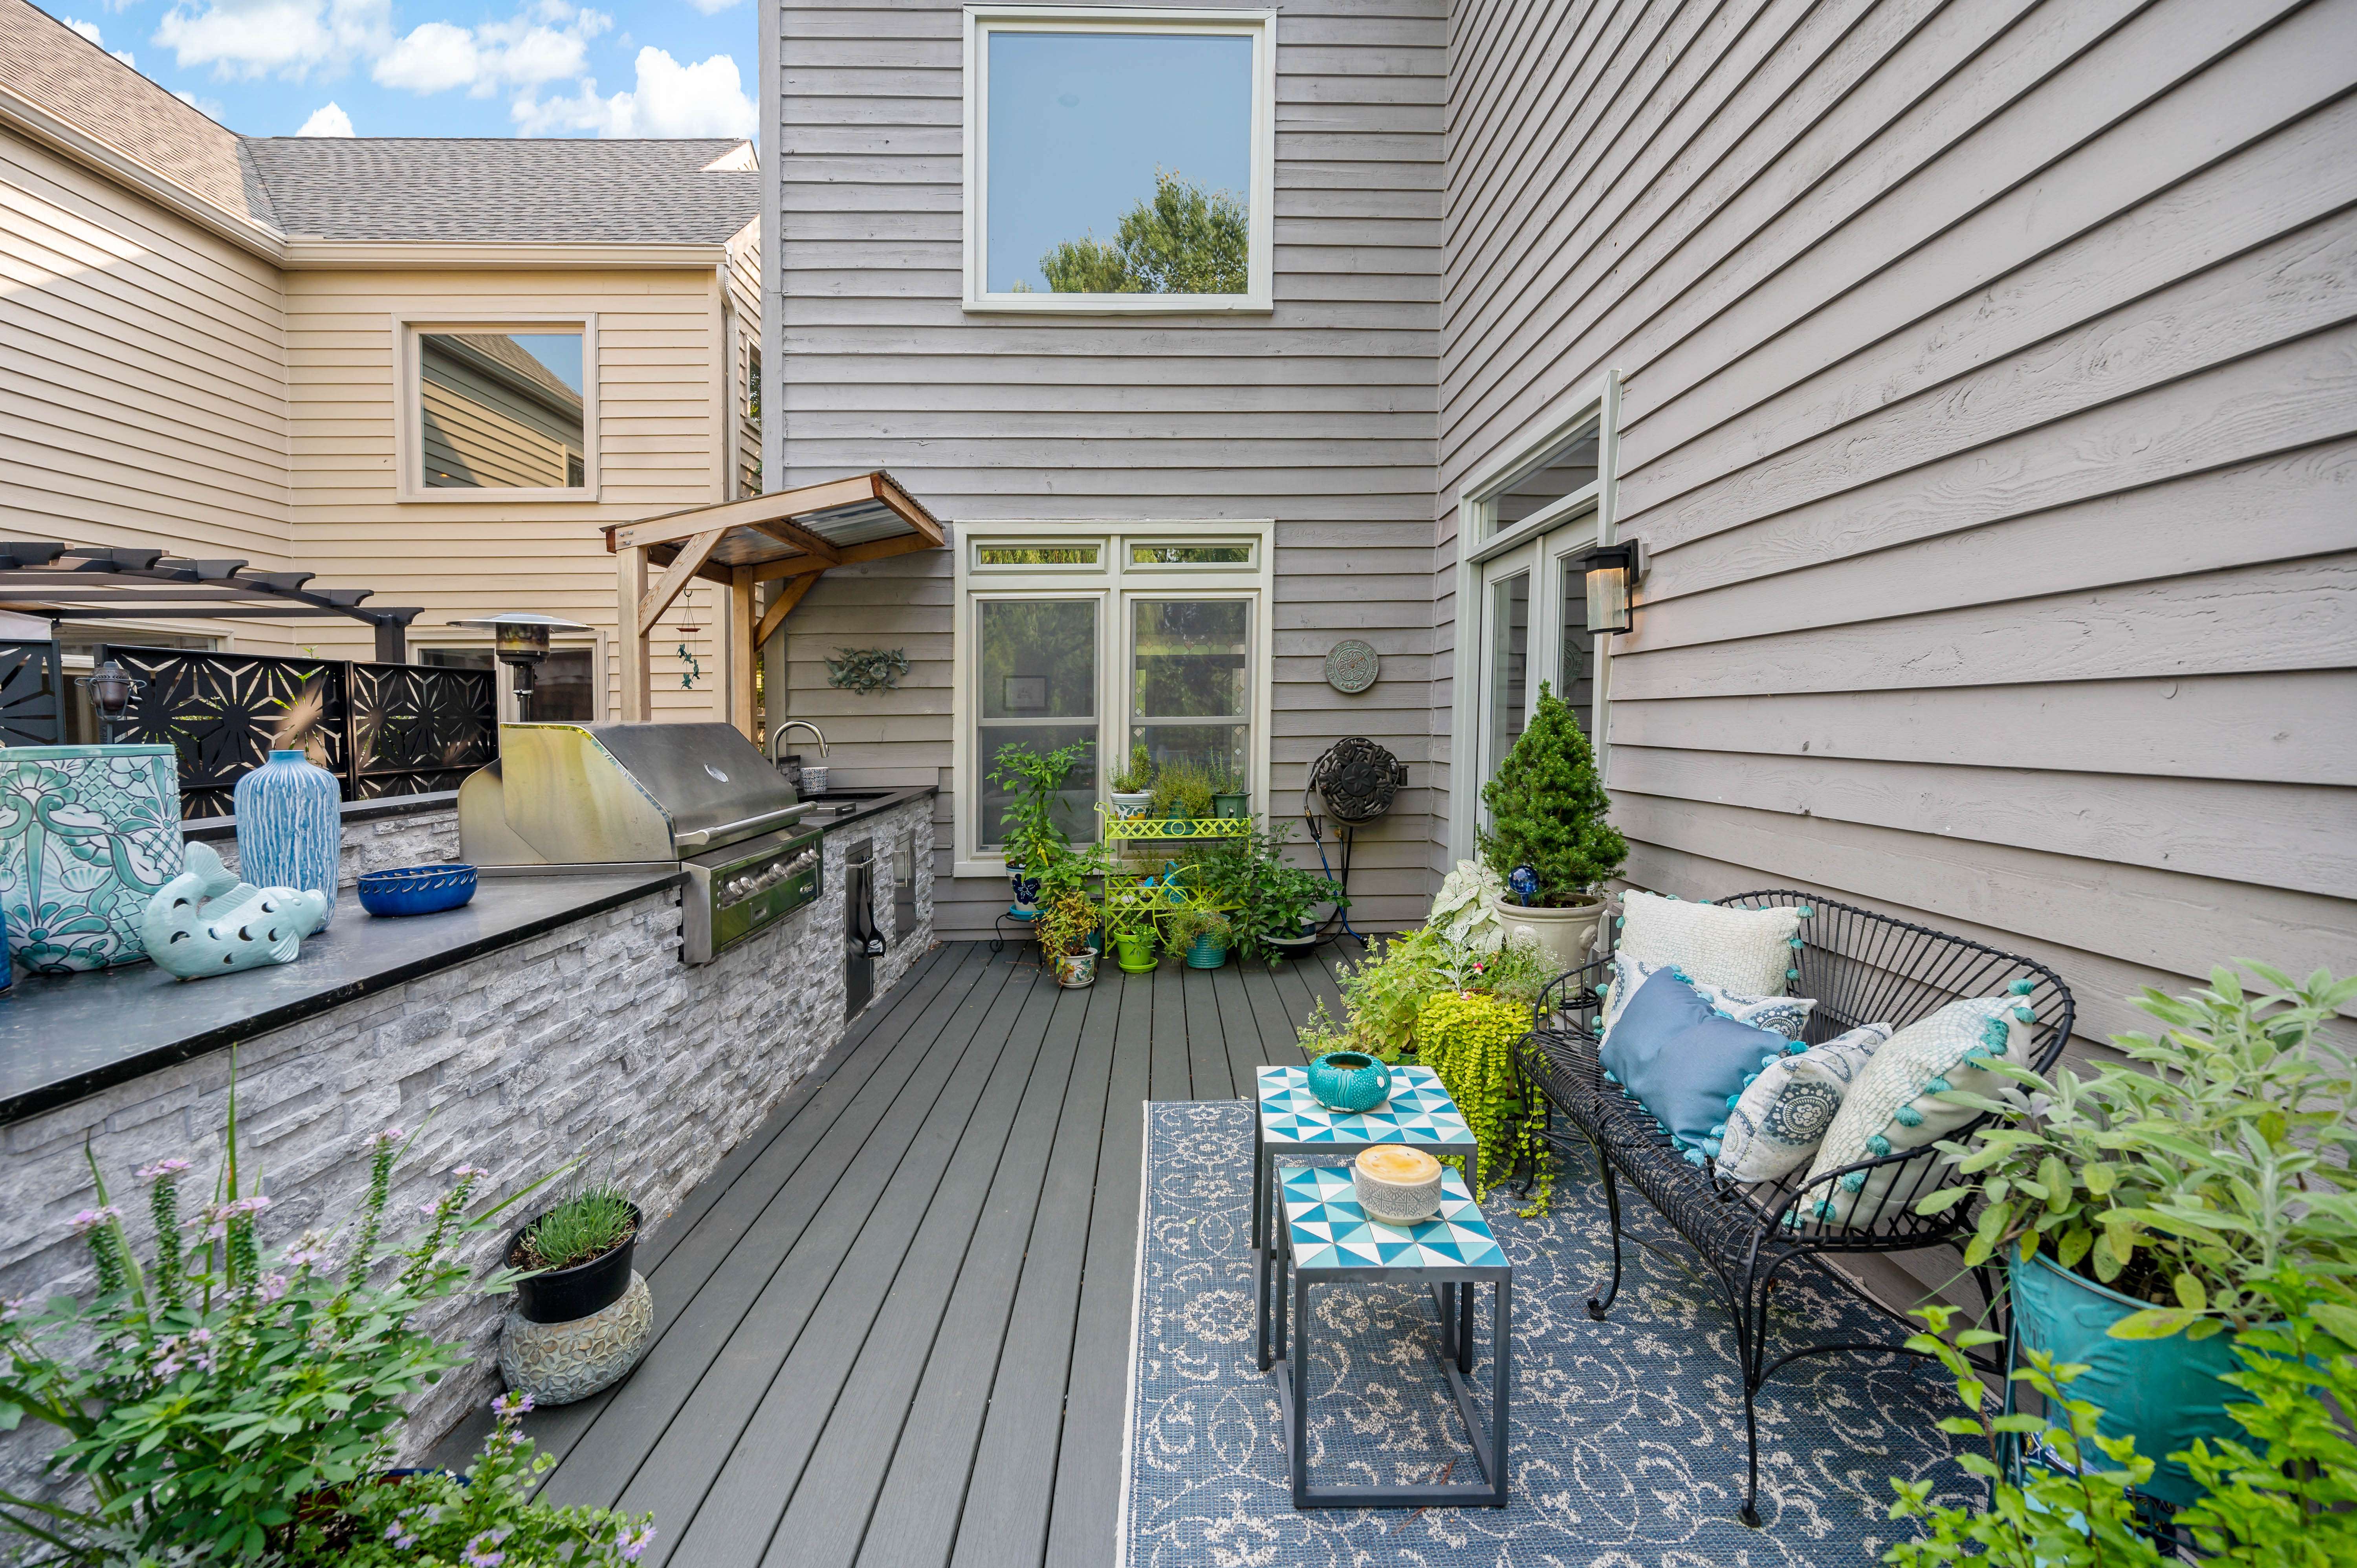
[75,659,143,744]
[447,613,591,722]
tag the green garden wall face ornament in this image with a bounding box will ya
[140,841,330,979]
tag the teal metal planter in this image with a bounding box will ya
[1184,934,1229,969]
[2008,1246,2247,1508]
[1304,1051,1391,1114]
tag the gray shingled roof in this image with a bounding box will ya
[241,138,758,244]
[2,0,759,248]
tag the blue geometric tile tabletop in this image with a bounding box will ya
[1120,1101,1975,1567]
[1279,1164,1507,1272]
[1257,1064,1477,1149]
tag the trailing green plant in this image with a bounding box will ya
[1107,742,1155,795]
[1883,1302,2165,1568]
[292,1390,655,1566]
[1162,907,1232,958]
[517,1182,637,1272]
[1332,927,1553,1063]
[0,1101,554,1563]
[1146,761,1215,821]
[1417,991,1551,1213]
[1477,680,1624,905]
[1916,962,2357,1337]
[1882,1274,2357,1568]
[1034,889,1101,962]
[988,737,1093,868]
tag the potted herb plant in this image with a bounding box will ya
[1036,889,1101,987]
[1202,820,1345,960]
[1209,766,1249,819]
[989,737,1092,915]
[1478,680,1625,971]
[1164,907,1233,969]
[1918,962,2357,1508]
[1147,760,1215,826]
[501,1180,651,1406]
[1107,741,1155,819]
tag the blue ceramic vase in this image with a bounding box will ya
[233,749,341,928]
[1305,1050,1392,1114]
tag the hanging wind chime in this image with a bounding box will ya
[675,591,704,689]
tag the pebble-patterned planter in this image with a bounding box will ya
[497,1271,654,1406]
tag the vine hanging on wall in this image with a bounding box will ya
[825,647,910,695]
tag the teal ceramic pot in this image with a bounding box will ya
[234,750,341,927]
[1184,933,1228,969]
[2009,1246,2247,1507]
[0,745,184,973]
[1306,1050,1392,1114]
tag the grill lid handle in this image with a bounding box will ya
[675,802,812,849]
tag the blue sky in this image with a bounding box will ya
[37,0,757,138]
[985,30,1252,292]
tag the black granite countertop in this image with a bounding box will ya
[0,867,682,1125]
[803,784,935,835]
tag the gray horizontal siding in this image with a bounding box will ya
[1437,0,2357,1056]
[770,0,1446,939]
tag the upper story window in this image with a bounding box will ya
[962,7,1276,314]
[397,317,598,501]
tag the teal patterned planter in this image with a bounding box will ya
[0,745,184,974]
[234,749,341,928]
[1305,1050,1392,1114]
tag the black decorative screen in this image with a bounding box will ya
[0,640,63,746]
[348,661,497,799]
[100,647,495,819]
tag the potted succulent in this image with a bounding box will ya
[1036,889,1101,987]
[1919,962,2357,1508]
[990,737,1092,916]
[1107,741,1155,819]
[1478,680,1625,971]
[1164,907,1233,969]
[501,1180,652,1406]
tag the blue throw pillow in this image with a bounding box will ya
[1598,968,1792,1166]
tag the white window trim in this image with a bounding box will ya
[952,518,1275,876]
[1447,370,1623,866]
[393,313,600,503]
[961,5,1277,315]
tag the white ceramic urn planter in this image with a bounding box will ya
[1491,893,1605,974]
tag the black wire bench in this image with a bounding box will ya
[1516,889,2075,1527]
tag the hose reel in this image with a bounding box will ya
[1303,737,1406,942]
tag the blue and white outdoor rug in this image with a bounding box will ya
[1117,1101,1978,1567]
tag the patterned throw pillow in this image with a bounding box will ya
[1712,1022,1895,1185]
[1616,890,1805,996]
[1598,953,1815,1044]
[1798,984,2039,1227]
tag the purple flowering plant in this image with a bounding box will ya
[0,1075,562,1564]
[311,1391,655,1567]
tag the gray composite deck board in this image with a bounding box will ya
[474,942,1338,1566]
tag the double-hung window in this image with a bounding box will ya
[955,522,1273,871]
[962,6,1277,313]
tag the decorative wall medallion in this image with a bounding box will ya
[499,1270,655,1405]
[0,744,184,972]
[826,647,911,694]
[1323,638,1379,694]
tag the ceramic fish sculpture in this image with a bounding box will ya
[139,841,330,980]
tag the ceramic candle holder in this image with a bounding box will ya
[1354,1146,1444,1225]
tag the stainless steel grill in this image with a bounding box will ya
[458,721,819,964]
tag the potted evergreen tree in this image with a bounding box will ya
[1478,680,1625,971]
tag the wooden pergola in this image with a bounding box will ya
[603,471,946,735]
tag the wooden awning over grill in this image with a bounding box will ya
[605,470,946,731]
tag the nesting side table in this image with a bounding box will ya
[1251,1064,1479,1371]
[1269,1163,1512,1508]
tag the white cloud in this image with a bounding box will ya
[371,20,477,92]
[679,0,743,13]
[512,46,754,138]
[151,0,389,80]
[296,100,355,135]
[64,15,136,66]
[371,5,604,96]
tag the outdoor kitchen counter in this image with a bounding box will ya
[0,866,683,1125]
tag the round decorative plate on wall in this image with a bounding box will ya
[1323,639,1380,694]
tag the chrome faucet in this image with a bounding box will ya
[771,719,830,762]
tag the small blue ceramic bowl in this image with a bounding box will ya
[357,863,477,917]
[1305,1050,1392,1114]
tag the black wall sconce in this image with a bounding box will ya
[1577,539,1646,635]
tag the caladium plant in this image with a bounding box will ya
[1916,962,2357,1338]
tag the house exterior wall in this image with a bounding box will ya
[1436,0,2357,1051]
[764,0,1449,940]
[0,125,294,631]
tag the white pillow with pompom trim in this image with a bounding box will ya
[1616,890,1805,997]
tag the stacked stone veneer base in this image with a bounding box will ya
[207,802,462,890]
[0,794,931,1498]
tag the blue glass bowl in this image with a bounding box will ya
[356,863,477,917]
[1305,1050,1392,1114]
